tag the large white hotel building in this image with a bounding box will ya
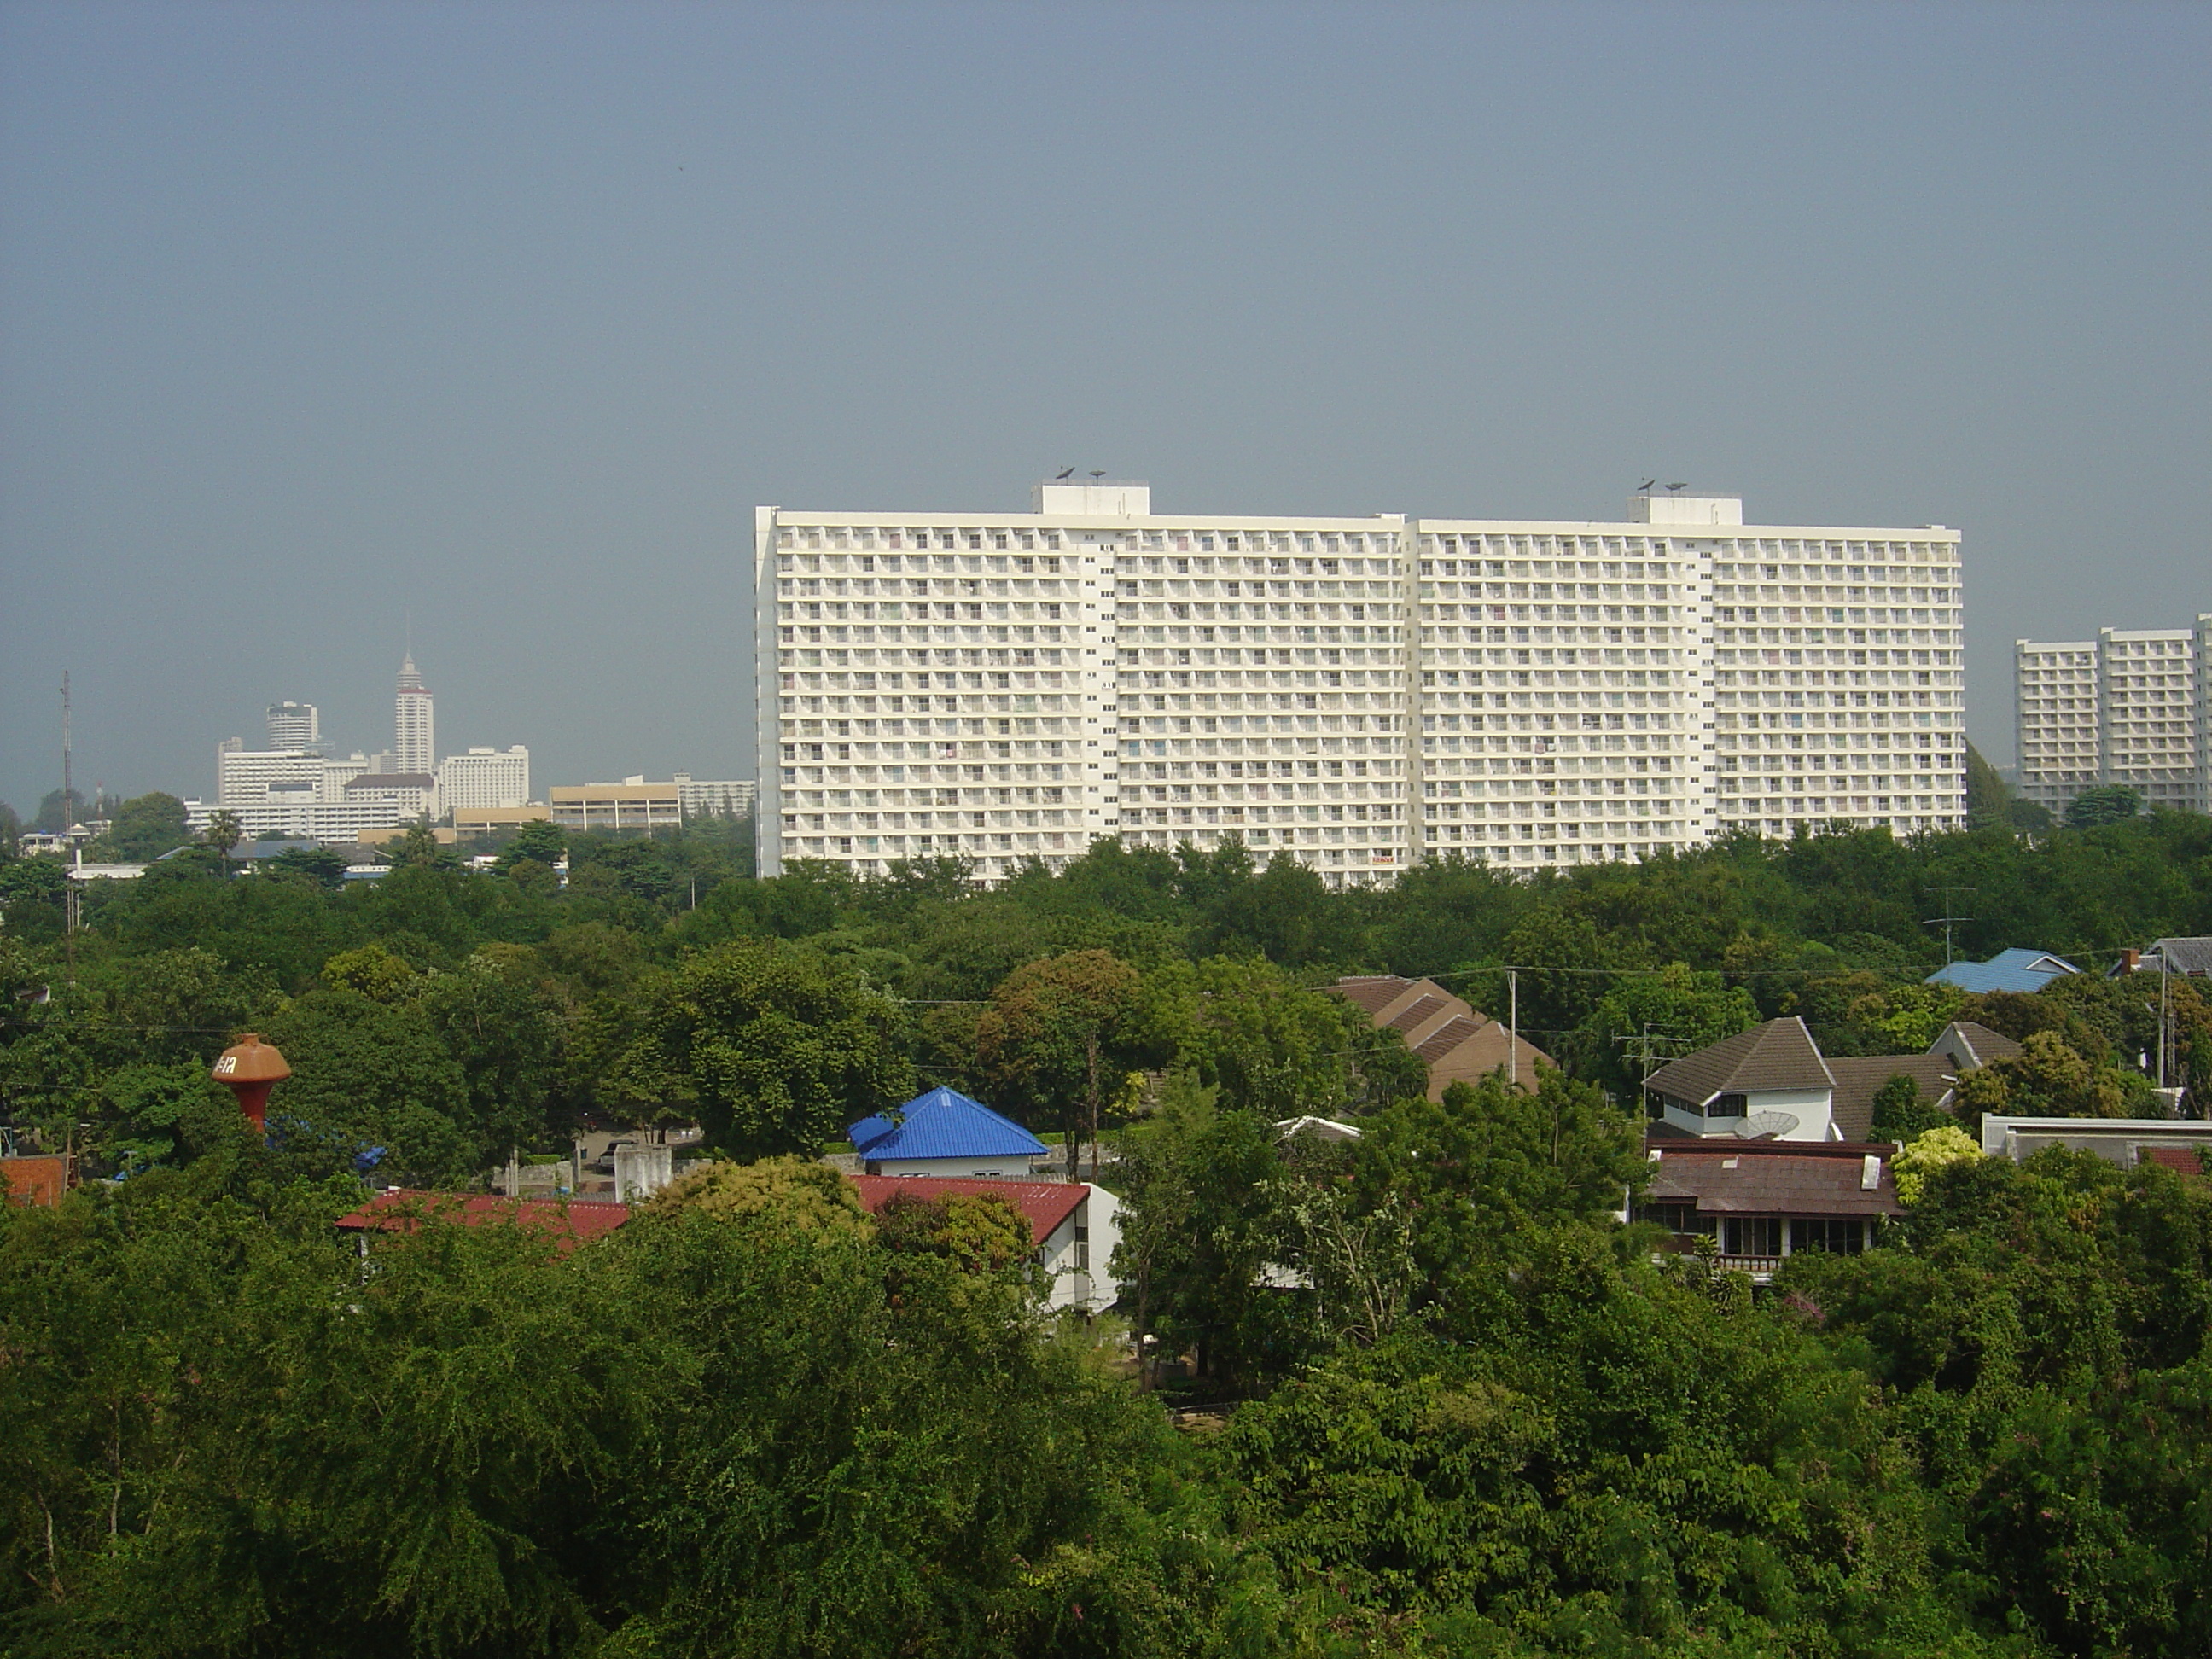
[754,482,1967,885]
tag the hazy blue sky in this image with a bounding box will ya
[3,1,2206,816]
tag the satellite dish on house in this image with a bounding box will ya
[1736,1111,1798,1140]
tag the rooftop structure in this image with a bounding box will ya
[1924,948,2081,995]
[847,1173,1122,1311]
[847,1086,1047,1178]
[1637,1137,1901,1280]
[334,1190,632,1253]
[755,485,1967,888]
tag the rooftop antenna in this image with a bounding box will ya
[1666,481,1687,493]
[1089,470,1105,480]
[1638,478,1656,492]
[1055,466,1075,480]
[1921,885,1975,967]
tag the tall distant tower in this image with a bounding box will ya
[265,701,323,753]
[393,655,434,775]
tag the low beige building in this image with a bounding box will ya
[550,780,682,832]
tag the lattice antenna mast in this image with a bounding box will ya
[1920,885,1975,967]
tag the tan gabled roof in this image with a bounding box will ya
[1644,1016,1834,1108]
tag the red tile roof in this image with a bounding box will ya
[334,1190,631,1250]
[848,1175,1086,1244]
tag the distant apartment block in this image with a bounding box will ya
[2017,616,2209,817]
[435,746,532,812]
[672,774,756,818]
[754,482,1967,885]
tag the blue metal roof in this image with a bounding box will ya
[847,1086,1046,1161]
[1925,948,2081,995]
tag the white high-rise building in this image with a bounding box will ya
[435,746,531,812]
[2013,639,2100,818]
[753,484,1968,885]
[265,701,323,753]
[2015,618,2209,818]
[394,655,434,776]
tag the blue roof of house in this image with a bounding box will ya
[847,1086,1047,1161]
[1925,948,2081,995]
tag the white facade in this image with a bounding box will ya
[2014,639,2100,817]
[217,744,370,807]
[190,796,409,844]
[2101,627,2199,813]
[393,656,435,776]
[2016,618,2209,818]
[753,486,1968,884]
[672,774,756,818]
[435,747,532,812]
[265,701,323,752]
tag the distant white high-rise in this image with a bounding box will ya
[265,701,323,753]
[394,655,435,776]
[754,483,1968,884]
[2016,617,2209,818]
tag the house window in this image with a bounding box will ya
[1635,1202,1708,1235]
[1722,1217,1782,1258]
[1789,1217,1865,1255]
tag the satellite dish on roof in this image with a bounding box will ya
[1737,1111,1798,1140]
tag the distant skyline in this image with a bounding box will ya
[4,2,2208,816]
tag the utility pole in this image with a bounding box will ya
[1920,885,1975,967]
[1507,969,1519,1090]
[60,672,78,976]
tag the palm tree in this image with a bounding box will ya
[203,810,243,878]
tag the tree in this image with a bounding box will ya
[626,941,912,1158]
[1871,1069,1954,1140]
[261,987,475,1184]
[97,793,191,860]
[975,949,1153,1179]
[1569,962,1756,1097]
[2068,783,2143,828]
[380,820,457,870]
[1349,1069,1646,1311]
[492,818,566,873]
[265,844,349,888]
[1891,1122,1979,1204]
[200,808,243,877]
[33,787,88,835]
[643,1154,874,1242]
[1965,742,2014,830]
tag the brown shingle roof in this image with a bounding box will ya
[1333,975,1415,1016]
[1645,1147,1900,1217]
[1414,1016,1485,1062]
[1938,1021,2022,1067]
[1384,994,1451,1034]
[1644,1016,1833,1108]
[1825,1055,1957,1141]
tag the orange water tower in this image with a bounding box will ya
[212,1033,290,1134]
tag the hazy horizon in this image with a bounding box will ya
[4,2,2207,818]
